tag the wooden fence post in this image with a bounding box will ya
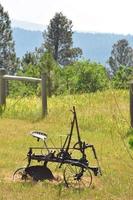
[130,83,133,127]
[0,68,6,106]
[41,73,47,117]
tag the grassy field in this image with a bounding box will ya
[0,90,133,200]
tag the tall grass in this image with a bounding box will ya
[0,89,133,200]
[2,96,42,121]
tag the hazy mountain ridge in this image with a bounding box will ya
[12,27,133,65]
[73,32,133,64]
[12,28,43,58]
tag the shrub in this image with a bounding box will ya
[112,65,133,89]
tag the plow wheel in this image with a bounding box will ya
[13,167,28,181]
[63,165,92,189]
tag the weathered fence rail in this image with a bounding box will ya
[3,75,41,82]
[0,68,47,117]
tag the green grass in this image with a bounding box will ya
[0,89,133,200]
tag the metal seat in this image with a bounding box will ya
[31,131,47,141]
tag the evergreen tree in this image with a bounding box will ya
[109,39,133,75]
[0,3,17,74]
[21,52,37,70]
[43,12,82,66]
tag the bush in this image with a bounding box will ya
[112,65,133,89]
[129,137,133,148]
[56,60,109,94]
[9,60,109,97]
[75,61,109,92]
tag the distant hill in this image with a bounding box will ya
[12,28,43,58]
[12,28,133,65]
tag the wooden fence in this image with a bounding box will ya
[0,68,47,117]
[130,82,133,127]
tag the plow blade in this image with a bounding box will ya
[25,165,55,181]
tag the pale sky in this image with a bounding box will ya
[0,0,133,34]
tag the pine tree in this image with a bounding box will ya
[43,12,82,66]
[109,39,133,75]
[0,3,17,74]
